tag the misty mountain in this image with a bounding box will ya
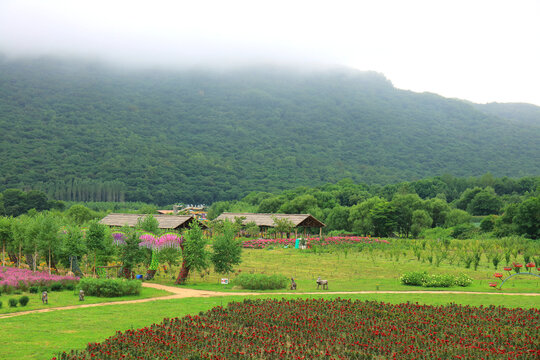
[0,57,538,204]
[473,102,540,127]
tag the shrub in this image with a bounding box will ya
[451,223,476,239]
[234,273,288,290]
[0,300,2,308]
[454,273,473,287]
[29,286,39,293]
[50,282,63,291]
[422,274,455,288]
[399,271,427,286]
[19,295,29,306]
[64,283,75,291]
[400,272,472,288]
[8,298,18,307]
[78,278,141,297]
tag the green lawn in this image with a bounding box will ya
[1,292,539,360]
[148,247,540,293]
[1,245,538,359]
[0,286,170,315]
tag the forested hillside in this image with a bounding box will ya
[0,57,538,204]
[473,102,540,127]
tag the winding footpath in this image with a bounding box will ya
[0,282,538,320]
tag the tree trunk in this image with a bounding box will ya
[50,255,58,273]
[25,252,34,268]
[175,258,190,284]
[8,251,18,265]
[33,244,37,272]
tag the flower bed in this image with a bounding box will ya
[242,236,388,249]
[0,266,79,293]
[56,298,539,359]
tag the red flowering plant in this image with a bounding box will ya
[525,263,535,273]
[56,298,540,359]
[513,263,523,273]
[493,273,503,278]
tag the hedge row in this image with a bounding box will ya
[78,278,141,297]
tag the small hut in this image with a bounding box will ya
[99,213,203,230]
[215,212,325,238]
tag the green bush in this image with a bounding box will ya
[451,223,477,239]
[50,282,63,291]
[64,283,76,291]
[29,286,39,294]
[400,271,472,288]
[19,296,29,307]
[422,274,455,287]
[8,298,18,307]
[234,273,288,290]
[0,300,2,308]
[399,271,426,286]
[454,273,473,287]
[78,278,141,297]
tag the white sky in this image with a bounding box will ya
[1,0,539,105]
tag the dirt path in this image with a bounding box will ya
[1,282,538,320]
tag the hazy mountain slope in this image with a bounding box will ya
[473,102,540,127]
[0,58,538,204]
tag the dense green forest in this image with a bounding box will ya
[208,174,540,239]
[1,173,539,239]
[0,56,538,204]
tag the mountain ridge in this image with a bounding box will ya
[0,57,538,204]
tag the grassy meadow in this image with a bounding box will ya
[1,292,539,360]
[0,286,169,315]
[1,237,538,359]
[147,242,540,293]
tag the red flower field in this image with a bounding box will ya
[56,298,539,359]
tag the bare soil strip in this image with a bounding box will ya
[1,282,537,320]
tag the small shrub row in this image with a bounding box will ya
[78,278,141,297]
[26,282,75,294]
[233,273,288,290]
[1,296,29,308]
[400,271,472,288]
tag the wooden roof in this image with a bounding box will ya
[99,213,197,229]
[215,213,326,228]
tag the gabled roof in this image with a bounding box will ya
[215,213,325,228]
[99,213,197,229]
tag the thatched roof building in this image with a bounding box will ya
[100,213,201,230]
[215,213,325,228]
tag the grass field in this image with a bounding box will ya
[1,244,538,359]
[1,292,539,360]
[147,247,540,293]
[0,287,169,315]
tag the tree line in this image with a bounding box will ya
[208,174,540,239]
[0,209,243,284]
